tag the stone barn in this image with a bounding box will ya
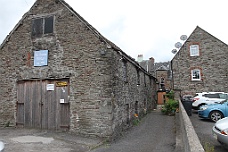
[0,0,156,139]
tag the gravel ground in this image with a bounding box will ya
[91,109,176,152]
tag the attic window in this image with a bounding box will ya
[32,16,54,37]
[190,45,199,56]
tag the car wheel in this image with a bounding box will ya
[209,111,223,122]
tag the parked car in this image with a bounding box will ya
[0,141,4,152]
[181,95,194,116]
[182,95,194,102]
[192,92,228,110]
[198,99,228,122]
[212,117,228,149]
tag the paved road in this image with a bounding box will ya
[91,109,176,152]
[190,110,227,152]
[0,109,176,152]
[0,128,102,152]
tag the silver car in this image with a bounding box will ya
[212,117,228,149]
[0,141,4,152]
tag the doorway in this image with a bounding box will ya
[16,79,70,130]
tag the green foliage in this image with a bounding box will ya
[203,142,214,152]
[132,119,140,126]
[161,99,179,115]
[132,113,140,126]
[165,90,175,100]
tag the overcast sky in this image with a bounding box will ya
[1,0,228,62]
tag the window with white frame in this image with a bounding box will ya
[191,69,201,81]
[190,45,199,56]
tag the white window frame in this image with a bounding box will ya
[190,45,199,56]
[191,69,201,81]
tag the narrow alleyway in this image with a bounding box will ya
[91,109,176,152]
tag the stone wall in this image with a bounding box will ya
[0,0,156,138]
[111,51,157,138]
[172,26,228,95]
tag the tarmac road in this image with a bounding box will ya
[190,110,228,152]
[0,128,102,152]
[91,109,176,152]
[0,108,176,152]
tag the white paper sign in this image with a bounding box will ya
[34,50,48,66]
[60,99,65,103]
[47,84,54,90]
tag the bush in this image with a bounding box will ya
[161,99,179,115]
[165,90,175,100]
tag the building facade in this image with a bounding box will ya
[171,26,228,96]
[0,0,156,139]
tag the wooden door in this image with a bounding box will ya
[16,79,70,130]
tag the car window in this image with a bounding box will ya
[204,94,220,98]
[194,94,199,97]
[219,94,228,99]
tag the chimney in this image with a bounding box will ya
[148,57,155,75]
[137,54,143,62]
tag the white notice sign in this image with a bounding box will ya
[34,50,48,66]
[60,99,65,103]
[47,84,54,90]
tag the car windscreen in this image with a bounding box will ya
[220,99,228,104]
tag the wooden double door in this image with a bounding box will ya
[16,79,70,130]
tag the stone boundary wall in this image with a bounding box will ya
[176,100,205,152]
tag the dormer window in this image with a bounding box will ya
[32,16,54,37]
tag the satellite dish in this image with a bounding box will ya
[180,35,188,41]
[171,49,177,54]
[175,42,182,49]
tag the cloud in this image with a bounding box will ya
[0,0,228,62]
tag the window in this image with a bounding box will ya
[191,69,201,81]
[160,77,165,90]
[32,16,54,37]
[204,94,220,98]
[135,101,139,115]
[125,104,130,124]
[137,70,140,85]
[190,45,199,56]
[144,74,146,87]
[122,60,128,82]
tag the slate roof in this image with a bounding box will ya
[154,62,170,71]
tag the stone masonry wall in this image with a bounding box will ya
[0,0,156,138]
[172,27,228,95]
[111,51,156,138]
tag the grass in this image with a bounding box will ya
[203,142,214,152]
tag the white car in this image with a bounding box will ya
[0,141,4,152]
[192,92,228,110]
[212,117,228,149]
